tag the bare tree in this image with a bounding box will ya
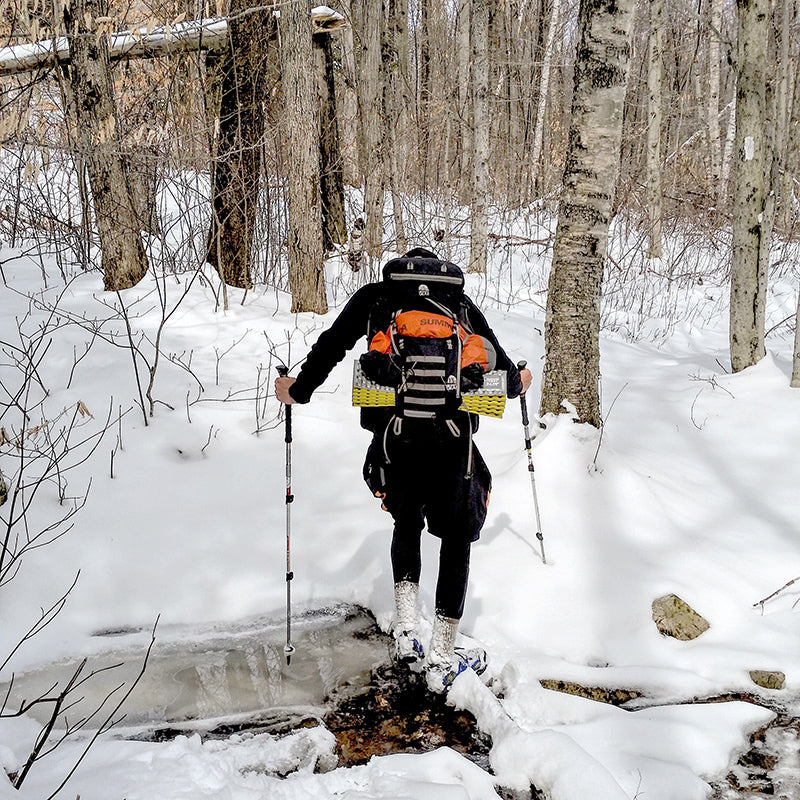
[730,0,768,373]
[707,0,723,201]
[280,0,328,313]
[63,0,149,291]
[352,0,385,262]
[792,289,800,387]
[646,0,663,259]
[540,0,637,428]
[468,0,490,274]
[205,0,273,290]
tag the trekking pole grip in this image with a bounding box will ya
[517,360,532,444]
[276,365,292,443]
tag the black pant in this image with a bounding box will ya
[363,415,491,620]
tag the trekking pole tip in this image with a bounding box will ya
[284,644,295,665]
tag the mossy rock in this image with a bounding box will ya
[538,679,643,706]
[652,594,710,641]
[749,670,786,691]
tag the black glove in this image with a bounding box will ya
[359,351,402,387]
[460,363,485,392]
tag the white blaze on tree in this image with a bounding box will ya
[730,0,768,373]
[540,0,637,428]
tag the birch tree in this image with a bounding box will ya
[468,0,489,275]
[530,0,562,191]
[707,0,723,200]
[646,0,663,259]
[730,0,768,372]
[280,0,328,313]
[540,0,637,428]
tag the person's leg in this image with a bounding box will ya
[434,534,471,620]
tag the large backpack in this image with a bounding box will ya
[356,250,499,421]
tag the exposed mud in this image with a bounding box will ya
[324,660,492,767]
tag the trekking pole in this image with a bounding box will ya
[517,360,547,565]
[276,365,296,665]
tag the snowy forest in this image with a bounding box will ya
[1,0,800,798]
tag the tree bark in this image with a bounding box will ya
[792,287,800,387]
[280,0,328,313]
[707,0,723,201]
[352,0,385,262]
[730,0,768,372]
[540,0,637,428]
[314,32,347,253]
[65,0,148,291]
[646,0,663,259]
[387,0,408,253]
[206,0,272,290]
[456,0,471,206]
[530,0,562,194]
[469,0,489,274]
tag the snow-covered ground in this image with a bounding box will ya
[1,210,799,799]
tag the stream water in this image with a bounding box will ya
[3,604,389,729]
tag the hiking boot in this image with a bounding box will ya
[424,613,488,693]
[393,626,425,667]
[425,646,488,694]
[392,581,424,667]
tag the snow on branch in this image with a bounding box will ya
[0,7,346,78]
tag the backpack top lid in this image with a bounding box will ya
[381,249,465,294]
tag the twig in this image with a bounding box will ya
[753,576,800,612]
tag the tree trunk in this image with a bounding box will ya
[206,0,271,290]
[280,0,328,313]
[540,0,637,428]
[778,41,800,232]
[646,0,663,259]
[530,0,562,194]
[707,0,723,201]
[65,0,148,291]
[730,0,768,373]
[387,0,408,253]
[314,31,347,253]
[469,0,489,274]
[339,0,360,186]
[791,287,800,387]
[456,0,471,205]
[352,0,385,262]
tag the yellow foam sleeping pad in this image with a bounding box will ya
[352,361,507,418]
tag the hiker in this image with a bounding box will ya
[274,248,532,692]
[347,217,365,271]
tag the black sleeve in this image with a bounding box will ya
[288,284,380,404]
[462,296,524,399]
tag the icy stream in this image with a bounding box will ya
[3,605,389,730]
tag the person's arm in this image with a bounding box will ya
[275,284,380,405]
[462,297,531,398]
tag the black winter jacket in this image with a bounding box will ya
[288,280,523,430]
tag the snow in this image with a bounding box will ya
[1,200,798,799]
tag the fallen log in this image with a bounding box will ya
[0,7,346,77]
